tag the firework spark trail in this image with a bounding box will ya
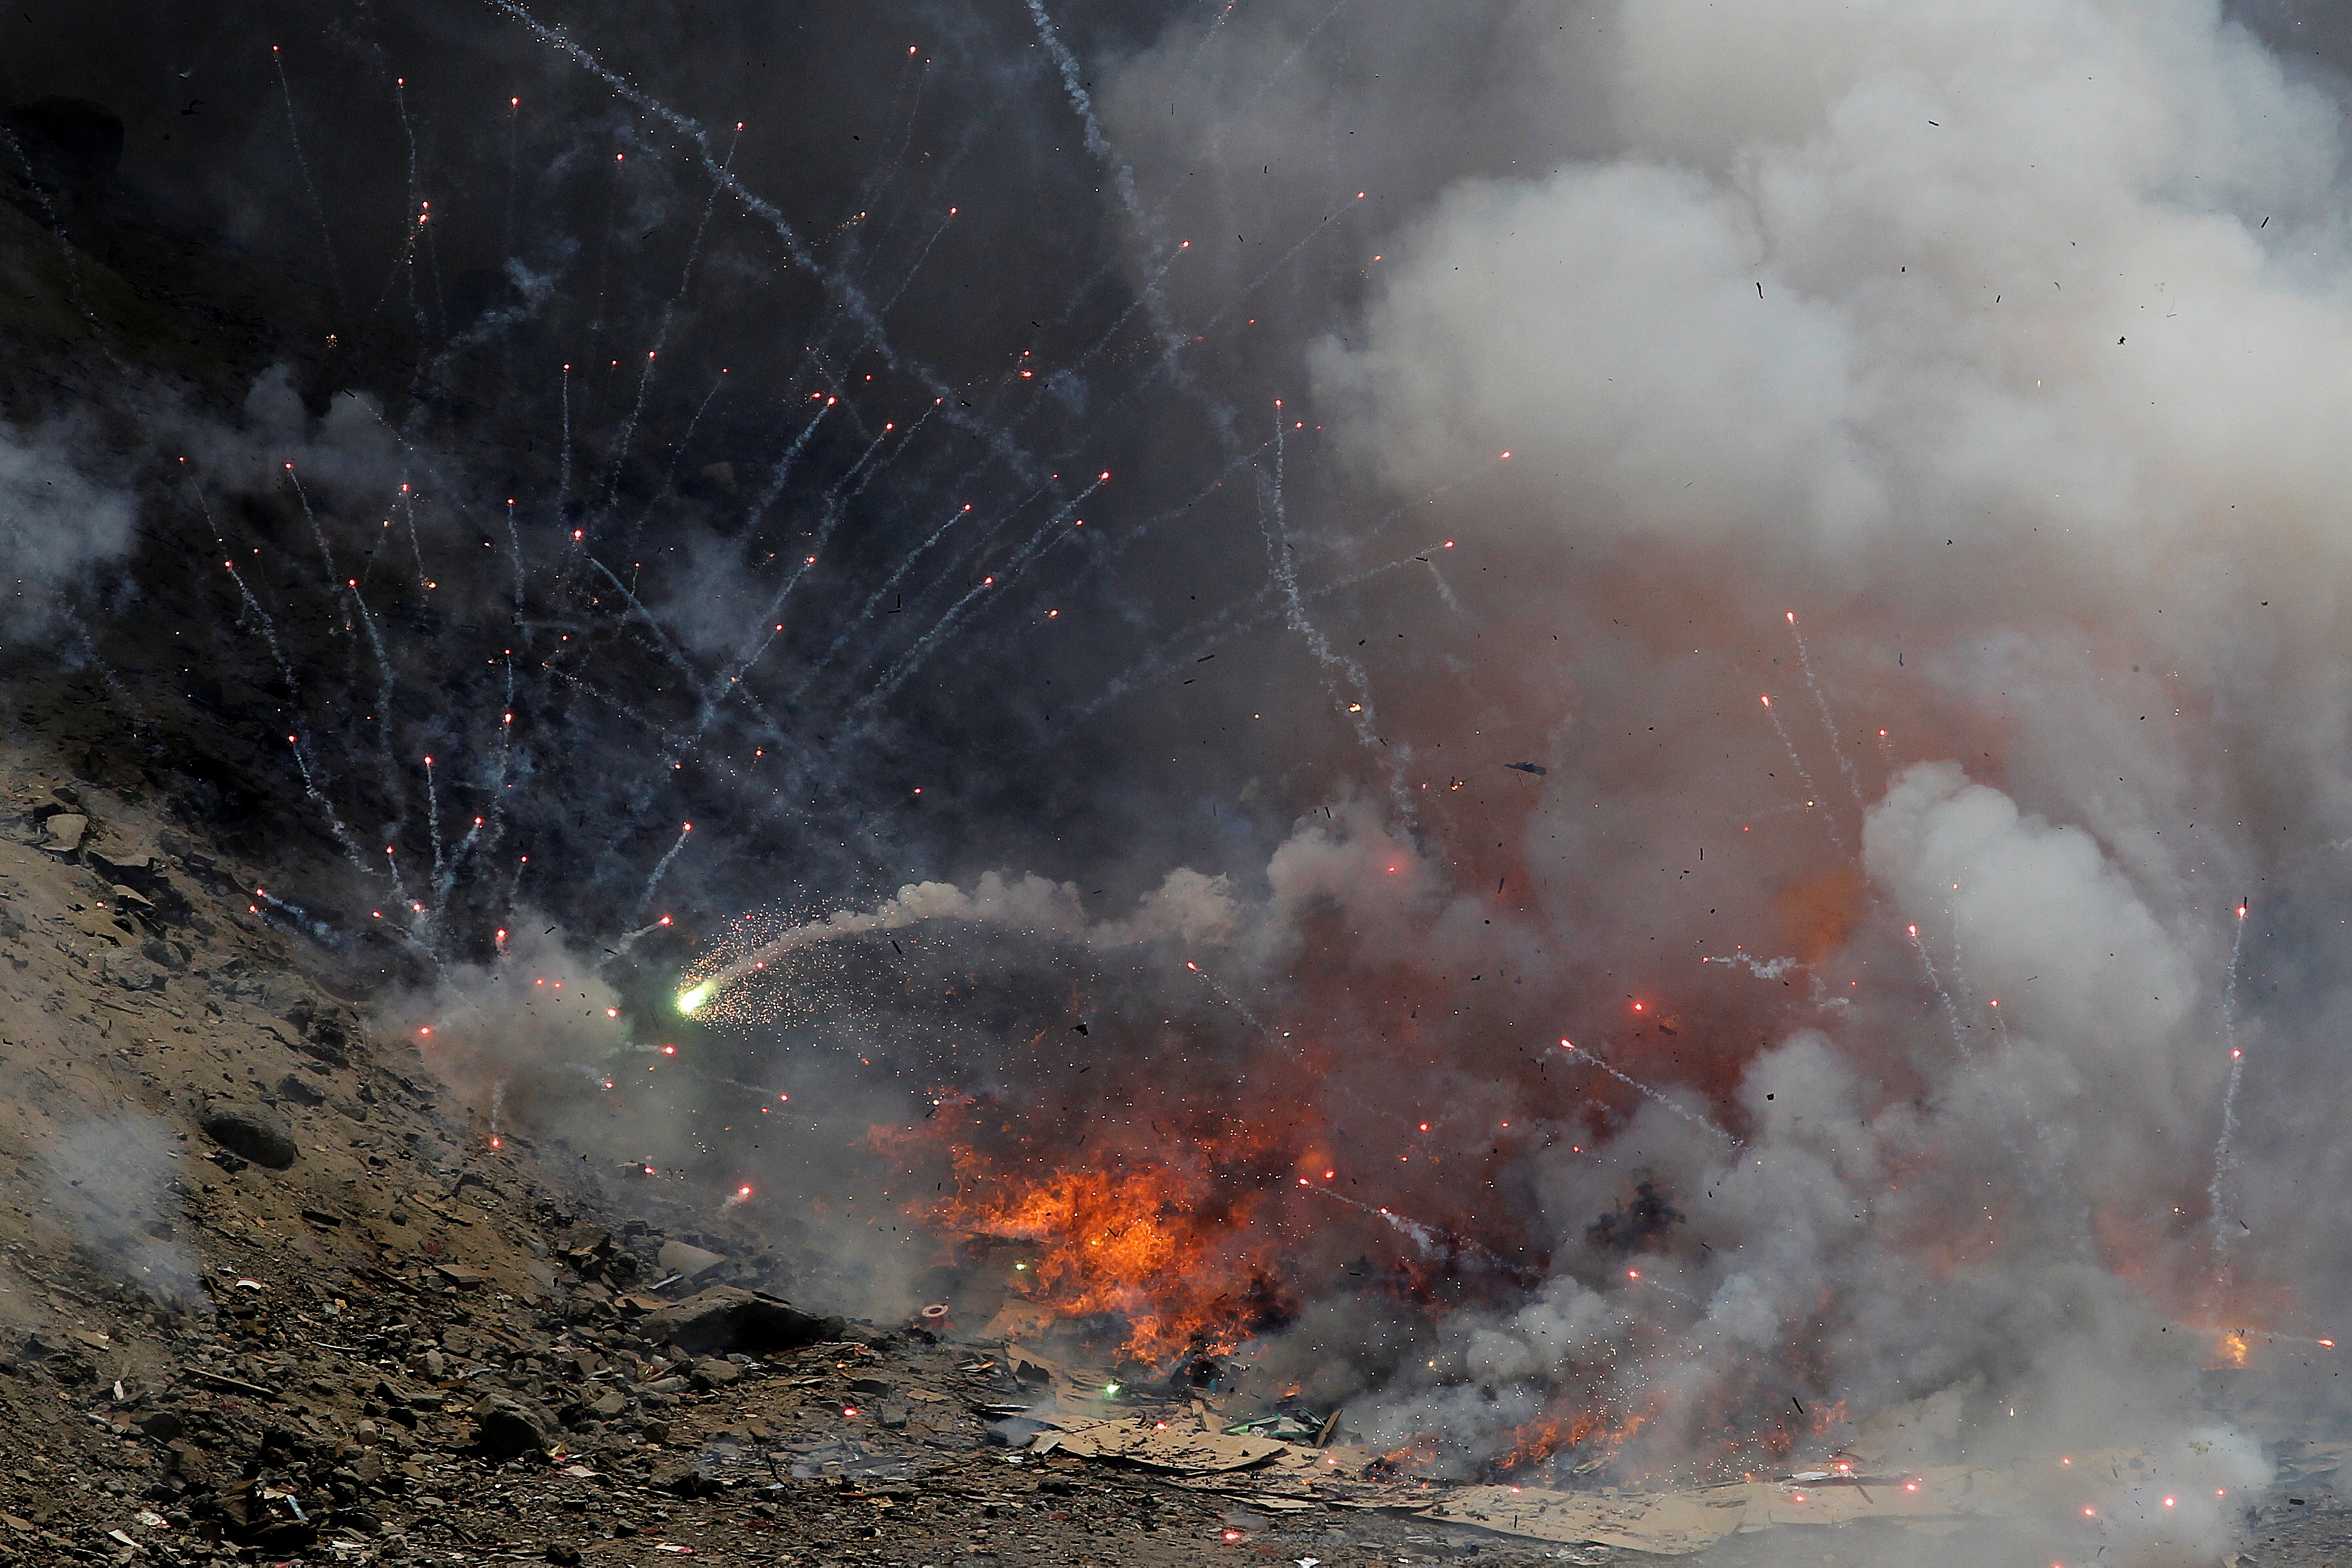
[1759,694,1845,855]
[699,415,929,730]
[841,52,933,267]
[1239,0,1359,119]
[389,75,429,342]
[58,612,147,729]
[480,0,1055,486]
[423,754,446,917]
[1558,1038,1745,1148]
[382,842,418,922]
[344,588,405,804]
[252,887,345,949]
[626,372,730,556]
[270,46,345,314]
[558,361,574,504]
[588,144,626,335]
[1786,612,1863,809]
[216,552,376,878]
[675,877,1137,1015]
[282,728,376,879]
[816,496,982,663]
[283,467,343,596]
[580,558,716,709]
[1904,922,2046,1170]
[1054,453,1478,688]
[439,811,491,908]
[1421,556,1462,615]
[735,397,834,540]
[604,347,664,509]
[876,207,959,318]
[484,657,518,843]
[397,482,429,589]
[606,912,675,959]
[678,898,949,1012]
[1071,533,1462,724]
[1259,412,1419,822]
[504,499,526,608]
[630,824,694,924]
[1703,953,1804,979]
[1179,958,1290,1049]
[1060,241,1191,386]
[544,666,667,738]
[2210,902,2251,1263]
[599,137,741,517]
[0,124,112,347]
[1905,923,1971,1060]
[1299,1183,1534,1282]
[1024,0,1208,424]
[1198,202,1363,337]
[844,473,1109,721]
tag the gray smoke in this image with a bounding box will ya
[0,417,133,641]
[44,1115,210,1311]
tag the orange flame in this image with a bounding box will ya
[877,1097,1301,1358]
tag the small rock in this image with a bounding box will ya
[198,1110,298,1170]
[545,1547,583,1567]
[40,814,86,853]
[276,1074,326,1107]
[649,1461,726,1499]
[689,1358,741,1389]
[98,951,166,991]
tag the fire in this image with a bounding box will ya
[881,1098,1300,1358]
[1495,1399,1652,1475]
[2213,1330,2251,1368]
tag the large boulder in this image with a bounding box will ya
[639,1287,840,1356]
[472,1393,550,1458]
[199,1109,298,1170]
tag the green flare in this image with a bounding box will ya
[676,981,714,1015]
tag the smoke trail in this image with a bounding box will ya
[1759,694,1843,855]
[1786,612,1863,810]
[2210,902,2251,1264]
[1556,1038,1742,1148]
